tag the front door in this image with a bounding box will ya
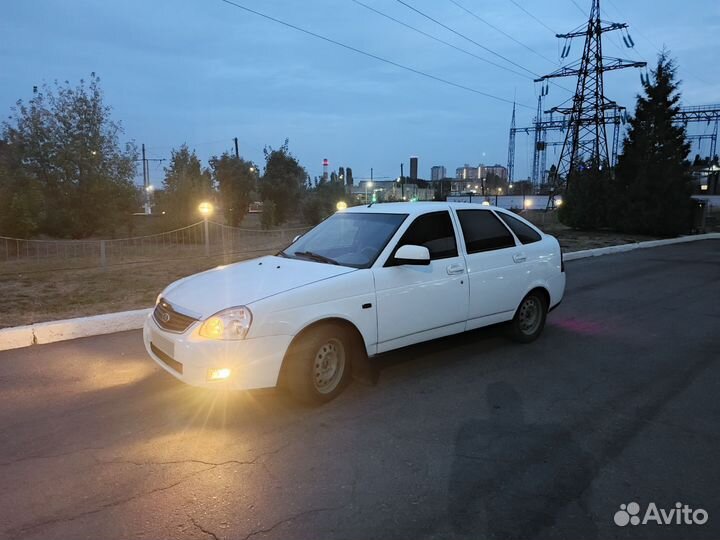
[373,211,469,353]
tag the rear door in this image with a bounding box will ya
[373,210,469,352]
[455,208,529,329]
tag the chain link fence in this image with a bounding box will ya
[0,221,310,274]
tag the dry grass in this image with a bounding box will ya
[521,210,659,251]
[0,209,663,328]
[0,250,276,328]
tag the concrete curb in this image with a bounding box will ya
[0,308,151,351]
[1,233,718,352]
[562,232,720,261]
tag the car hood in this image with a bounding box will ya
[161,255,356,317]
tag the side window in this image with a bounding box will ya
[497,212,542,244]
[392,211,458,261]
[457,210,516,254]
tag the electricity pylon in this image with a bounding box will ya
[535,0,645,190]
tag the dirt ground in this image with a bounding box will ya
[0,250,276,328]
[0,209,672,328]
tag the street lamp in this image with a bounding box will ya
[199,202,214,256]
[198,201,214,218]
[336,201,348,211]
[365,181,373,203]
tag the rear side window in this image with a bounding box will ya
[393,211,458,261]
[497,212,542,244]
[457,210,516,254]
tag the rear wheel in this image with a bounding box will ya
[508,290,548,343]
[284,324,353,404]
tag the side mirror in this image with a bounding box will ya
[292,234,302,243]
[394,244,430,265]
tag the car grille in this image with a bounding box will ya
[150,343,183,374]
[153,298,198,333]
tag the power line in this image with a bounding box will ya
[445,0,558,66]
[394,0,538,77]
[603,0,711,86]
[348,0,531,81]
[393,0,572,94]
[217,0,532,109]
[506,0,557,35]
[569,0,588,18]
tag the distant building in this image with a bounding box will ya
[480,164,508,182]
[410,156,419,180]
[355,180,433,202]
[456,164,479,181]
[431,166,447,181]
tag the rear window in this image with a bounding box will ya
[457,210,516,254]
[497,212,542,244]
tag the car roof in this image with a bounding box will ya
[343,201,506,215]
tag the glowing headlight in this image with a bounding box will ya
[199,306,252,340]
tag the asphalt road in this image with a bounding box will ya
[1,240,719,540]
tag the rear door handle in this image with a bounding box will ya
[513,253,527,263]
[446,264,465,275]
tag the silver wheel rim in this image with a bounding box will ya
[313,338,346,394]
[518,296,542,335]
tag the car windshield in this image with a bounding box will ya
[282,212,407,268]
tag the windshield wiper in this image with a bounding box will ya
[293,251,340,265]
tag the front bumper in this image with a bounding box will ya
[143,314,292,390]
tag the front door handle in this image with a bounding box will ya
[513,253,527,263]
[446,264,465,275]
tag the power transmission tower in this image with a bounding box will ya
[507,102,516,183]
[535,0,645,191]
[531,95,545,187]
[675,103,720,159]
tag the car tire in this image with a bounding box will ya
[284,323,353,404]
[508,290,548,343]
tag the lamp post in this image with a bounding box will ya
[145,184,154,215]
[365,181,373,203]
[198,201,214,256]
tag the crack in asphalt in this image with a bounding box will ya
[6,442,292,539]
[189,515,220,540]
[0,445,107,467]
[239,504,347,540]
[95,441,292,469]
[8,466,215,539]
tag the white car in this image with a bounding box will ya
[143,202,565,403]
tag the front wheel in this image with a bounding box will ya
[508,291,548,343]
[284,324,353,404]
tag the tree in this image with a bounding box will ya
[302,180,347,225]
[260,199,275,230]
[259,139,307,225]
[1,74,139,238]
[162,145,213,226]
[558,161,611,229]
[611,53,693,236]
[209,152,256,226]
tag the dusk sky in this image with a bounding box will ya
[2,0,719,185]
